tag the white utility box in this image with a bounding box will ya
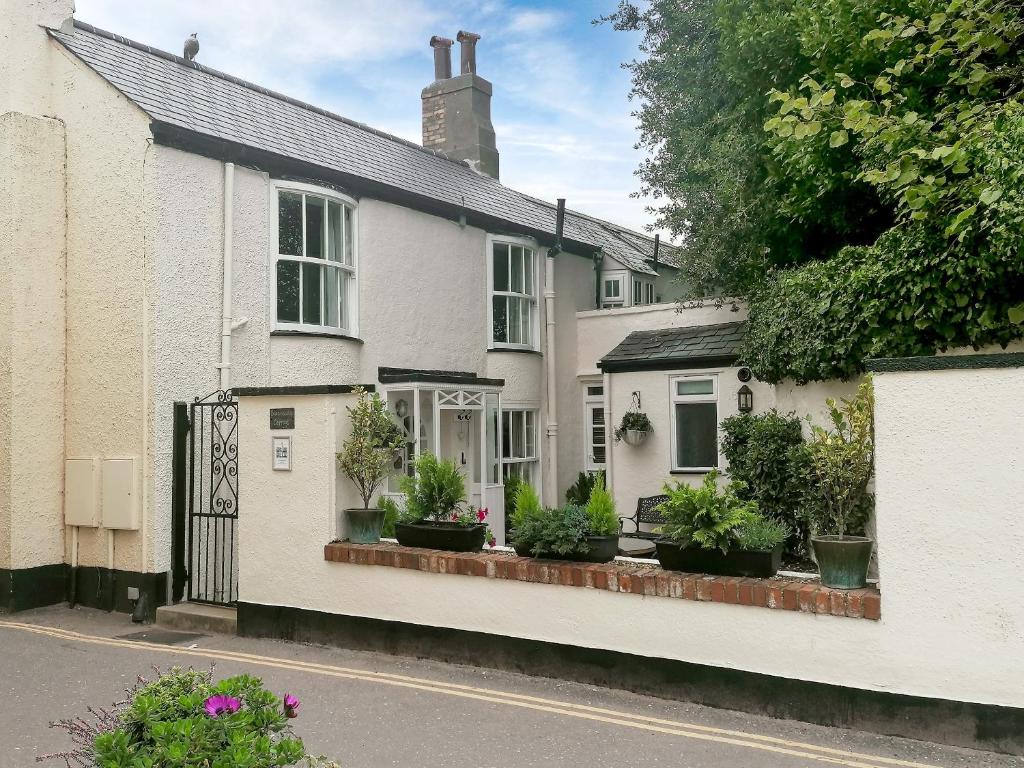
[101,457,139,530]
[64,457,100,527]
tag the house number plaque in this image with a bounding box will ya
[269,408,295,430]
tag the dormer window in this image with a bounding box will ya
[489,237,538,350]
[273,183,358,336]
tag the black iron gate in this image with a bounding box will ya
[186,390,239,605]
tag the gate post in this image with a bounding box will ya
[170,401,189,602]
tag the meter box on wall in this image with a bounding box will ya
[101,457,139,530]
[65,457,100,527]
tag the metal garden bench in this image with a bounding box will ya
[617,494,669,558]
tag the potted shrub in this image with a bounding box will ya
[614,411,653,446]
[336,387,406,544]
[565,470,602,505]
[805,380,875,589]
[511,476,619,563]
[394,453,492,551]
[653,471,786,577]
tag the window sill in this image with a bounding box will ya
[670,468,718,475]
[324,541,881,620]
[487,347,542,356]
[271,329,364,344]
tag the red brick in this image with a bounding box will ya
[721,577,741,604]
[696,577,714,601]
[376,548,393,566]
[557,564,573,586]
[418,553,430,571]
[668,574,684,599]
[798,584,818,612]
[846,590,864,618]
[643,571,658,596]
[470,557,489,577]
[738,579,754,606]
[815,589,831,614]
[709,578,726,603]
[592,568,609,591]
[752,581,768,607]
[619,572,634,593]
[656,572,671,597]
[863,591,881,620]
[781,583,801,611]
[605,568,620,592]
[829,590,847,616]
[515,560,530,582]
[682,575,697,601]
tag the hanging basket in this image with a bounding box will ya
[622,429,650,447]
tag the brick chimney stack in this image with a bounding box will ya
[421,30,499,179]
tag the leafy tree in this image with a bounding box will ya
[610,0,1024,381]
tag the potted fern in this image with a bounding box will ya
[511,475,619,563]
[653,471,786,577]
[336,387,406,544]
[805,380,875,589]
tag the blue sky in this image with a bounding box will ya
[75,1,663,236]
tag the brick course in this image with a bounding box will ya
[323,542,880,620]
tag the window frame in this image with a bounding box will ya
[669,374,720,473]
[487,234,540,351]
[583,383,607,472]
[271,181,359,338]
[501,407,541,489]
[601,271,626,309]
[632,276,656,306]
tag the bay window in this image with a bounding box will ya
[502,409,539,485]
[275,186,357,335]
[490,240,537,349]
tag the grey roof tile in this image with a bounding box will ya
[52,21,674,276]
[600,322,747,371]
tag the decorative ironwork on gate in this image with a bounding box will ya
[187,390,239,605]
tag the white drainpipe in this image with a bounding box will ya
[218,163,235,390]
[544,250,558,506]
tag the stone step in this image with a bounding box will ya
[156,602,237,635]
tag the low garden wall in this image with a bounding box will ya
[236,357,1024,753]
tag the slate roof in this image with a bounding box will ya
[51,21,677,275]
[599,322,747,372]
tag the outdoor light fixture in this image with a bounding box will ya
[737,385,753,413]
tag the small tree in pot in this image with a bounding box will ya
[804,379,875,589]
[336,387,406,544]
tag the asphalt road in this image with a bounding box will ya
[1,606,1019,768]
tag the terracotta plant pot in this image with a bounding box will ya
[811,535,873,589]
[394,521,487,552]
[345,508,386,544]
[654,540,782,578]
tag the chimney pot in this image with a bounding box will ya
[429,35,453,80]
[456,30,481,74]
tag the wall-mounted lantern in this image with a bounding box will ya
[737,385,754,413]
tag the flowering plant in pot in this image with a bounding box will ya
[653,471,786,577]
[614,410,653,446]
[40,666,338,767]
[394,453,495,551]
[336,387,406,544]
[804,379,875,589]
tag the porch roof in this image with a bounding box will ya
[598,322,747,373]
[378,367,504,388]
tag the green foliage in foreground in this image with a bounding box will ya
[655,472,768,553]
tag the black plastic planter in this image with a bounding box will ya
[394,522,487,552]
[655,540,782,578]
[512,535,618,563]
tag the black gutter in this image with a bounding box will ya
[866,352,1024,372]
[378,367,504,387]
[598,354,740,374]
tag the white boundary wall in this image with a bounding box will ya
[239,359,1024,708]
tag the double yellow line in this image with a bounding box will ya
[1,621,939,768]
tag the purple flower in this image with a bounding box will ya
[203,694,241,718]
[283,693,300,719]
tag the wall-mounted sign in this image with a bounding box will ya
[272,436,292,471]
[270,408,295,430]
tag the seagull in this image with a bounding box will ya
[184,33,199,61]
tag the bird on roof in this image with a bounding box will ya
[183,33,199,61]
